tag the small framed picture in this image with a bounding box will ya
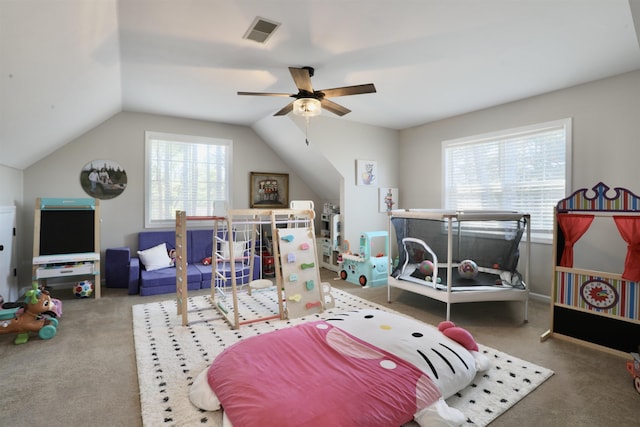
[250,172,289,208]
[356,159,377,186]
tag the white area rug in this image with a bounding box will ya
[133,288,553,426]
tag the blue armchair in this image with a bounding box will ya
[105,247,140,295]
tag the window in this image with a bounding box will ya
[145,131,232,228]
[442,118,572,242]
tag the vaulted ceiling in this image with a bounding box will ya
[2,0,640,170]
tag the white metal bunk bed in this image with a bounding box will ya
[387,209,530,321]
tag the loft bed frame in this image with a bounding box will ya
[387,209,530,321]
[541,182,640,357]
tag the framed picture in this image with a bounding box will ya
[80,159,127,200]
[250,172,289,208]
[379,187,398,212]
[356,159,377,186]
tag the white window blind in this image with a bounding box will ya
[443,118,571,241]
[145,131,232,228]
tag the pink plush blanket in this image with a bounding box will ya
[207,321,440,426]
[193,309,489,426]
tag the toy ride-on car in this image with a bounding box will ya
[0,283,59,345]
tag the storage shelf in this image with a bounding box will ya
[319,210,340,272]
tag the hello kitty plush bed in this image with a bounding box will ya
[190,309,490,426]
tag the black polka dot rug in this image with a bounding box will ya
[132,288,553,426]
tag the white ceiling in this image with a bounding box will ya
[2,0,640,170]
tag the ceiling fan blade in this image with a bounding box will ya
[274,101,295,116]
[320,83,377,98]
[237,91,292,97]
[239,67,375,118]
[320,99,351,116]
[289,67,314,93]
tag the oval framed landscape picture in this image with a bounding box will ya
[80,159,128,200]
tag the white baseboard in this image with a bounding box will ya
[529,291,551,303]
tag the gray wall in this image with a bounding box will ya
[252,113,401,256]
[6,71,640,298]
[19,111,319,285]
[399,70,640,297]
[287,114,400,251]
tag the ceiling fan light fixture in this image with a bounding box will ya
[293,98,321,117]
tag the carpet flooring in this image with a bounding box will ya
[133,287,553,426]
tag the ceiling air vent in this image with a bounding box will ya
[243,17,280,44]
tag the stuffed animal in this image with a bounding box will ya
[322,309,490,425]
[190,309,490,426]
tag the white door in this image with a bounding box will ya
[0,206,17,302]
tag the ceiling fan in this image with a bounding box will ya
[237,66,376,117]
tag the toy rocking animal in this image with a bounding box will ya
[0,283,58,344]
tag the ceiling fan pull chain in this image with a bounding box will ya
[305,116,310,146]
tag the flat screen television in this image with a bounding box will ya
[39,209,95,255]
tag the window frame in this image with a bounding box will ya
[441,118,572,243]
[144,131,233,229]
